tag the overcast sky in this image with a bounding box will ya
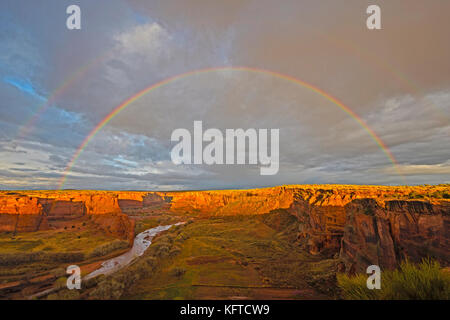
[0,0,449,190]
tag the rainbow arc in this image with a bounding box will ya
[58,66,401,189]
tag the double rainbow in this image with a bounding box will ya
[58,66,400,188]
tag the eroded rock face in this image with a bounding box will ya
[0,192,132,241]
[0,214,49,232]
[0,196,48,232]
[89,213,136,244]
[162,187,294,216]
[288,195,346,256]
[38,199,86,221]
[339,199,449,273]
[0,196,43,215]
[0,185,448,269]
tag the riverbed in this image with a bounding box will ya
[85,222,183,280]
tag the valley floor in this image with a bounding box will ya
[123,213,337,300]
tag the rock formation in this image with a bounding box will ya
[339,199,449,273]
[0,185,448,271]
[0,191,133,242]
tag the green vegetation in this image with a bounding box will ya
[134,215,183,234]
[0,251,85,266]
[49,212,335,300]
[54,230,179,300]
[378,185,450,200]
[408,191,425,199]
[87,239,129,259]
[122,213,333,299]
[430,190,450,199]
[337,259,450,300]
[0,226,131,285]
[0,227,118,255]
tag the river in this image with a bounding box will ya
[84,222,184,280]
[28,222,184,299]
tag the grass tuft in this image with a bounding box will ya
[337,259,450,300]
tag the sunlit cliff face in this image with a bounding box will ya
[1,184,449,273]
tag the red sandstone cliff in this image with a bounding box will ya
[0,192,134,242]
[0,196,48,232]
[339,199,449,273]
[0,185,448,270]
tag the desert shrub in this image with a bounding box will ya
[0,252,43,266]
[431,191,450,199]
[83,275,101,289]
[408,192,424,199]
[133,263,151,278]
[141,256,157,271]
[51,267,66,278]
[169,246,182,257]
[54,276,68,289]
[47,288,80,300]
[153,243,170,258]
[90,276,126,300]
[87,239,129,259]
[0,251,84,266]
[337,273,379,300]
[114,271,140,289]
[172,225,182,233]
[170,267,186,278]
[46,252,85,262]
[177,232,189,241]
[337,259,450,300]
[90,262,145,300]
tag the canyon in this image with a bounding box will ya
[0,184,448,275]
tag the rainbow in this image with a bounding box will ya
[17,37,447,144]
[58,66,400,188]
[16,53,111,141]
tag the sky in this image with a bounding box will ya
[0,0,449,190]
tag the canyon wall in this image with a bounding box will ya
[339,199,449,273]
[0,191,134,242]
[0,185,448,271]
[279,187,449,272]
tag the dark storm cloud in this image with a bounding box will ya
[0,0,448,189]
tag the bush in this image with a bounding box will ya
[47,252,85,263]
[337,259,450,300]
[54,276,68,289]
[47,289,80,300]
[89,276,125,300]
[431,191,450,199]
[51,267,66,278]
[84,275,101,289]
[90,265,142,300]
[87,240,129,259]
[169,246,182,257]
[0,252,43,266]
[0,251,85,266]
[170,267,186,278]
[408,192,424,199]
[153,243,170,258]
[141,256,157,271]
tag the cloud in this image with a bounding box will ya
[384,163,450,176]
[114,23,170,56]
[0,0,449,189]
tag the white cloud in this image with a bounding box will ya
[383,163,450,176]
[114,22,171,56]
